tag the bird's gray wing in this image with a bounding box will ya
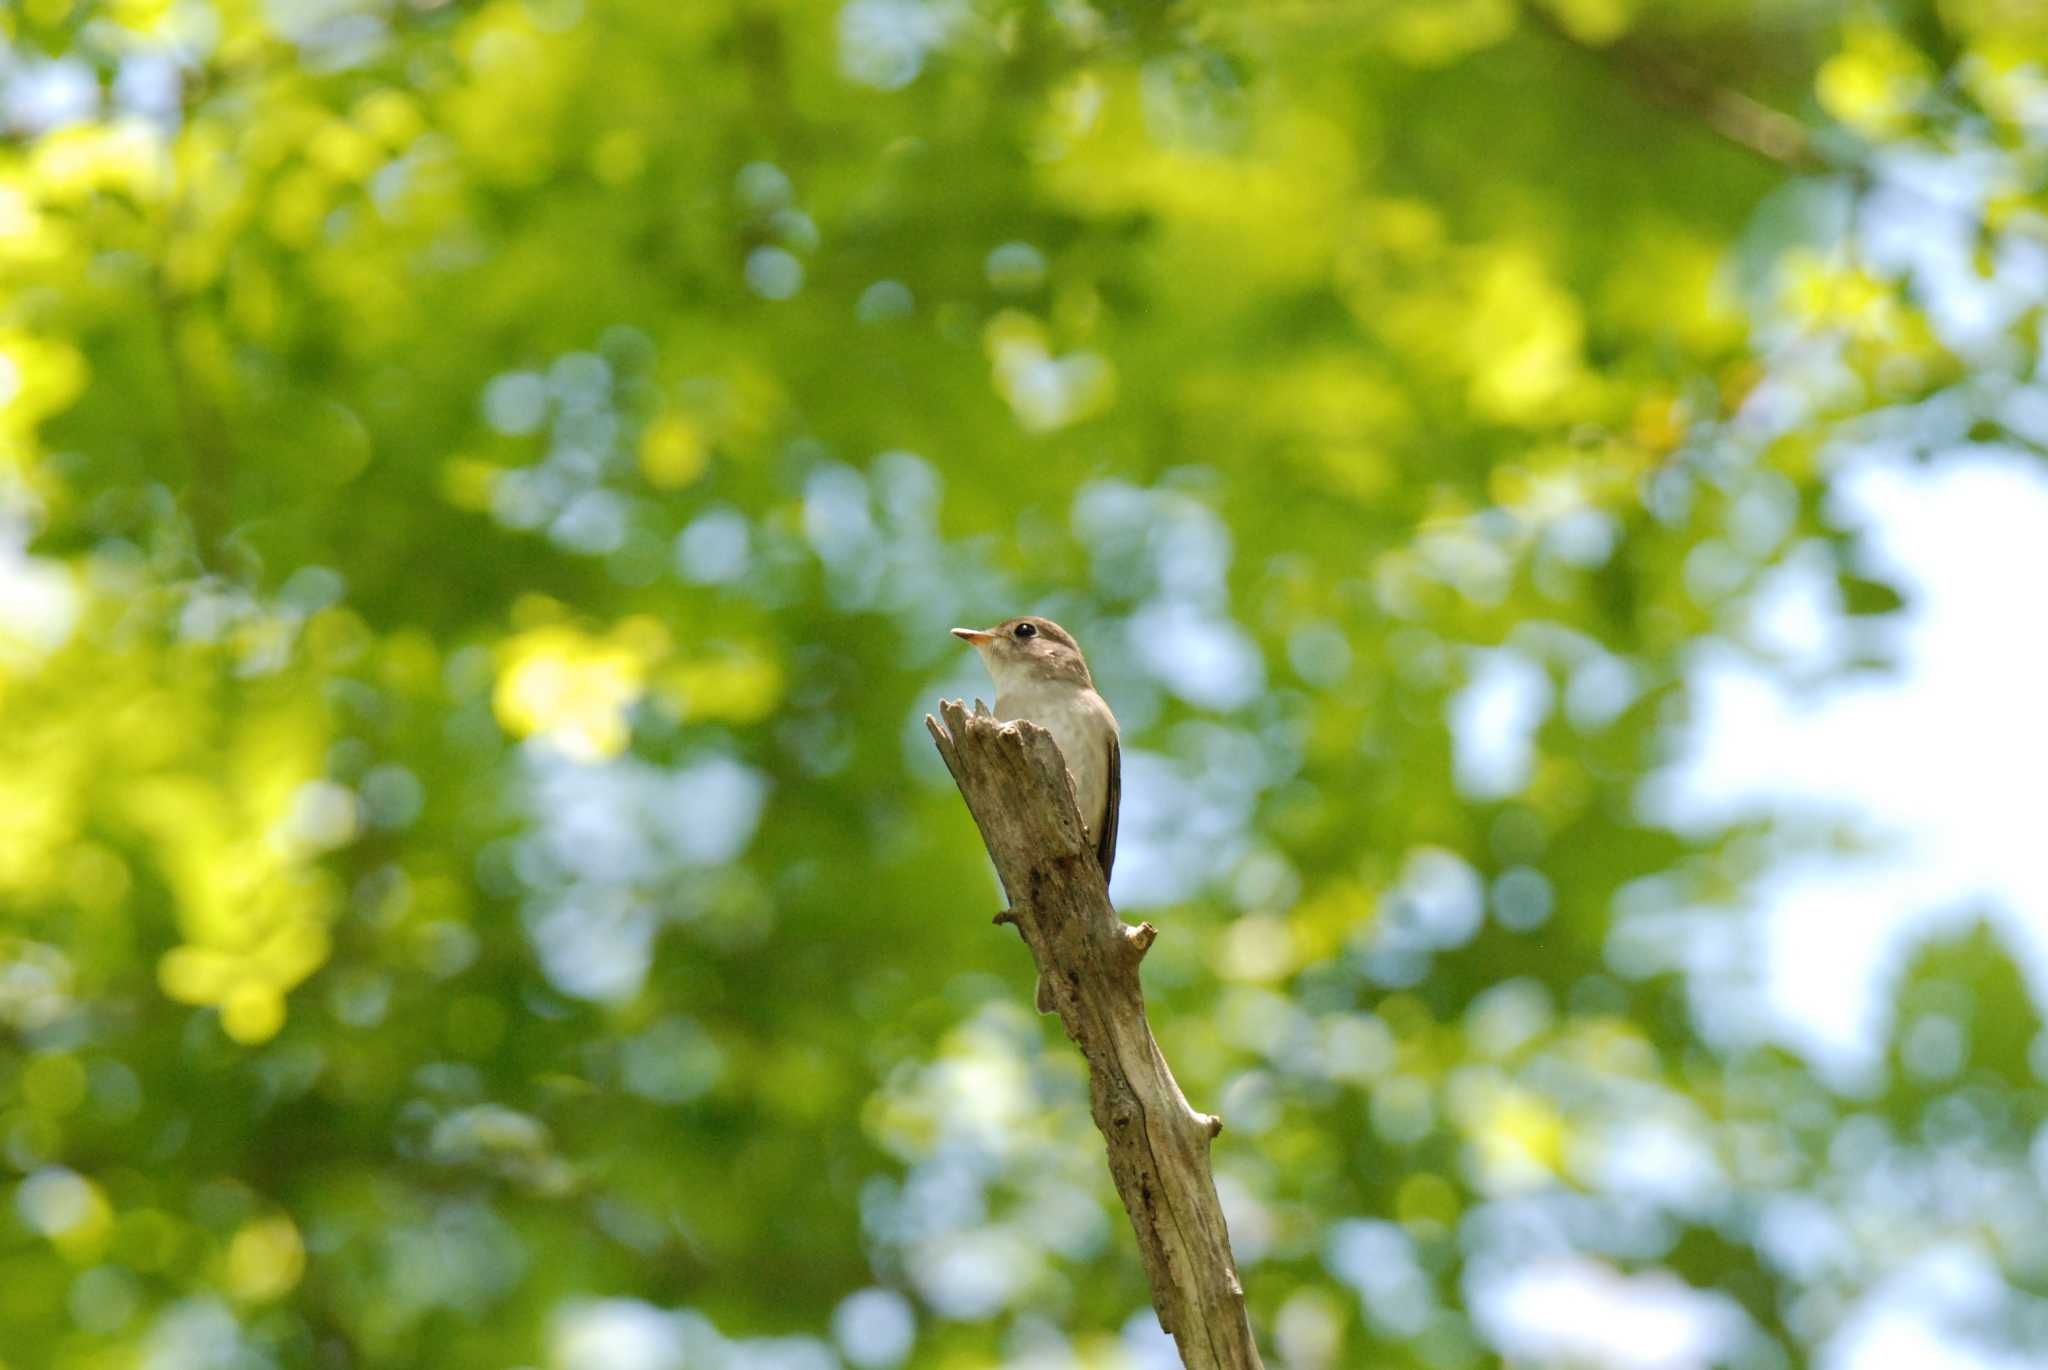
[1097,730,1120,885]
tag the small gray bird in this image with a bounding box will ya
[952,617,1121,1013]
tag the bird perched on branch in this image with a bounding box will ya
[952,617,1121,1013]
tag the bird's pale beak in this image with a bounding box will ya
[950,627,996,645]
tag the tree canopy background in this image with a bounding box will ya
[4,1,2048,1368]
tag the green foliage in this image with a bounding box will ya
[2,2,2046,1368]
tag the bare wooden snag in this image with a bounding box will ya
[925,699,1265,1370]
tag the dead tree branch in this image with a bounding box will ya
[925,699,1263,1370]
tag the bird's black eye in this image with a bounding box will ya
[1014,622,1037,639]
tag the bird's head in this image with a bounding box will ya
[951,617,1095,691]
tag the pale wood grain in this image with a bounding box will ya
[926,700,1264,1370]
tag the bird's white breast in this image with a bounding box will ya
[994,679,1116,837]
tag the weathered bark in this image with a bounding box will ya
[925,699,1264,1370]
